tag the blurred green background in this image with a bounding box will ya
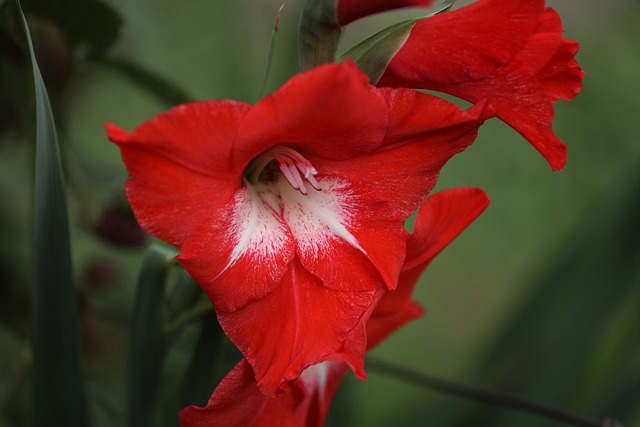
[0,0,638,426]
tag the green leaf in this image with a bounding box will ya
[339,19,417,84]
[298,0,343,70]
[17,0,90,425]
[165,270,204,323]
[95,57,192,106]
[179,311,224,409]
[127,244,176,427]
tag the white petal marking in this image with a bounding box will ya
[278,177,366,259]
[300,361,332,398]
[215,185,290,280]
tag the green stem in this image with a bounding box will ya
[260,3,284,97]
[366,358,621,427]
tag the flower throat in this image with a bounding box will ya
[244,146,322,195]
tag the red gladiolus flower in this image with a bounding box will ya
[107,61,492,396]
[378,0,584,171]
[179,188,490,427]
[337,0,434,26]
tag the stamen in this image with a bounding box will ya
[306,176,321,192]
[245,145,322,195]
[279,163,306,194]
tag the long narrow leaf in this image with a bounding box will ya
[16,0,90,425]
[178,311,224,409]
[128,244,176,427]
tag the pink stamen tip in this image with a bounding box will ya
[288,164,308,195]
[279,163,300,189]
[306,174,322,191]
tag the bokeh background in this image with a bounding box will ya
[0,0,638,426]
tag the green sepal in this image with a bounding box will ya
[17,0,90,424]
[339,0,458,84]
[127,244,177,427]
[435,0,458,14]
[339,19,417,84]
[298,0,342,70]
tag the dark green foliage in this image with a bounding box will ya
[17,0,89,424]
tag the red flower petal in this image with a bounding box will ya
[106,100,250,249]
[180,189,489,424]
[177,186,297,311]
[179,359,349,427]
[337,0,435,26]
[310,90,492,292]
[403,187,490,274]
[378,0,584,170]
[107,102,297,312]
[530,11,582,102]
[217,256,383,396]
[234,61,388,164]
[367,187,489,349]
[107,62,391,313]
[279,179,391,294]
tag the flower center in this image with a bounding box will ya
[244,146,322,195]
